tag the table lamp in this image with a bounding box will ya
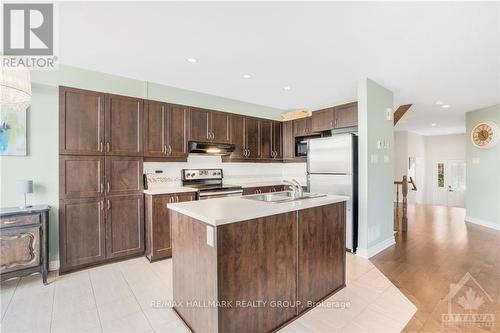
[17,180,33,209]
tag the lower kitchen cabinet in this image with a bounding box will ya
[242,185,285,195]
[59,198,106,271]
[105,194,144,259]
[59,194,144,272]
[145,192,196,261]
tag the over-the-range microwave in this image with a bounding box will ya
[296,140,308,157]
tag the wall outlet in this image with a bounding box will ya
[206,226,214,247]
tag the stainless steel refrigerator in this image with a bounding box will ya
[307,133,358,252]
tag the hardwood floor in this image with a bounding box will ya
[372,204,500,333]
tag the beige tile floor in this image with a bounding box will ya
[0,253,416,333]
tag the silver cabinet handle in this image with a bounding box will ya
[106,142,110,152]
[100,200,104,210]
[99,142,103,152]
[247,149,251,157]
[106,182,110,193]
[106,199,111,210]
[100,183,104,193]
[168,145,172,155]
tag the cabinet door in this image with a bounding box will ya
[106,195,144,259]
[292,117,308,137]
[189,108,210,141]
[311,108,335,132]
[298,202,346,312]
[211,111,230,143]
[260,119,273,160]
[227,114,245,159]
[175,193,196,203]
[59,198,106,271]
[60,156,104,199]
[59,87,105,155]
[242,187,259,195]
[105,156,143,196]
[167,104,189,158]
[282,121,294,160]
[105,94,143,156]
[244,117,260,158]
[150,194,174,260]
[272,121,283,159]
[144,101,166,157]
[334,102,358,128]
[0,224,41,274]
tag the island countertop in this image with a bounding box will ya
[167,193,349,226]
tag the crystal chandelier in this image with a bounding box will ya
[0,66,32,111]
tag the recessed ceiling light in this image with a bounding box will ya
[435,100,443,105]
[242,74,252,79]
[431,123,437,127]
[441,104,450,108]
[187,57,197,63]
[283,86,291,91]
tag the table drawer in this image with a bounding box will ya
[0,214,40,228]
[0,225,41,274]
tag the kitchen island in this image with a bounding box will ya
[167,193,348,333]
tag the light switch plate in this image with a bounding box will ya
[206,225,214,247]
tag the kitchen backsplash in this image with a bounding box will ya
[143,155,307,186]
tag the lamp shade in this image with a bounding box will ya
[0,66,32,110]
[17,180,33,194]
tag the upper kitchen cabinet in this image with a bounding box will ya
[261,120,283,161]
[293,116,317,137]
[244,117,260,159]
[334,102,358,129]
[59,86,105,155]
[311,108,335,132]
[226,114,245,159]
[144,101,188,160]
[189,108,230,143]
[105,94,144,156]
[225,115,260,161]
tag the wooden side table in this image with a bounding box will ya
[0,205,50,284]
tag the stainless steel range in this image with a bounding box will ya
[181,168,242,200]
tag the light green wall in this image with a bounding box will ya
[357,78,394,254]
[1,65,284,263]
[465,104,500,226]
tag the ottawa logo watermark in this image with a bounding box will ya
[441,272,495,328]
[2,2,58,70]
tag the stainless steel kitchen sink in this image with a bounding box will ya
[243,191,327,203]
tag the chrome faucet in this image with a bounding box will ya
[284,179,303,198]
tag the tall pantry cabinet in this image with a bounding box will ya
[59,87,144,272]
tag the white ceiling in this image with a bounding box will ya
[58,1,499,136]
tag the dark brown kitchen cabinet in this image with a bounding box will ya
[105,156,143,196]
[272,121,283,160]
[59,198,106,272]
[59,155,105,199]
[334,102,358,128]
[242,185,285,195]
[293,117,312,137]
[189,108,230,143]
[145,192,196,261]
[226,114,245,159]
[105,194,144,259]
[105,94,143,156]
[283,121,306,163]
[311,108,335,132]
[144,101,188,160]
[260,119,273,159]
[244,117,260,158]
[59,87,105,155]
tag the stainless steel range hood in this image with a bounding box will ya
[188,141,235,156]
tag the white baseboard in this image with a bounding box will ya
[465,216,500,231]
[356,236,395,259]
[49,260,60,271]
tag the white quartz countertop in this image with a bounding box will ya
[167,193,348,226]
[143,187,197,195]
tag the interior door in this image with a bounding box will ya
[433,160,466,207]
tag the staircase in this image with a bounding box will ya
[394,176,417,231]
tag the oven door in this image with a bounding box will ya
[198,190,243,200]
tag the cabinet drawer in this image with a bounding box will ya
[0,214,40,228]
[0,225,41,273]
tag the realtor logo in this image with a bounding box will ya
[3,3,54,55]
[441,272,495,328]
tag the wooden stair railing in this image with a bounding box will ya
[393,104,413,125]
[394,175,410,231]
